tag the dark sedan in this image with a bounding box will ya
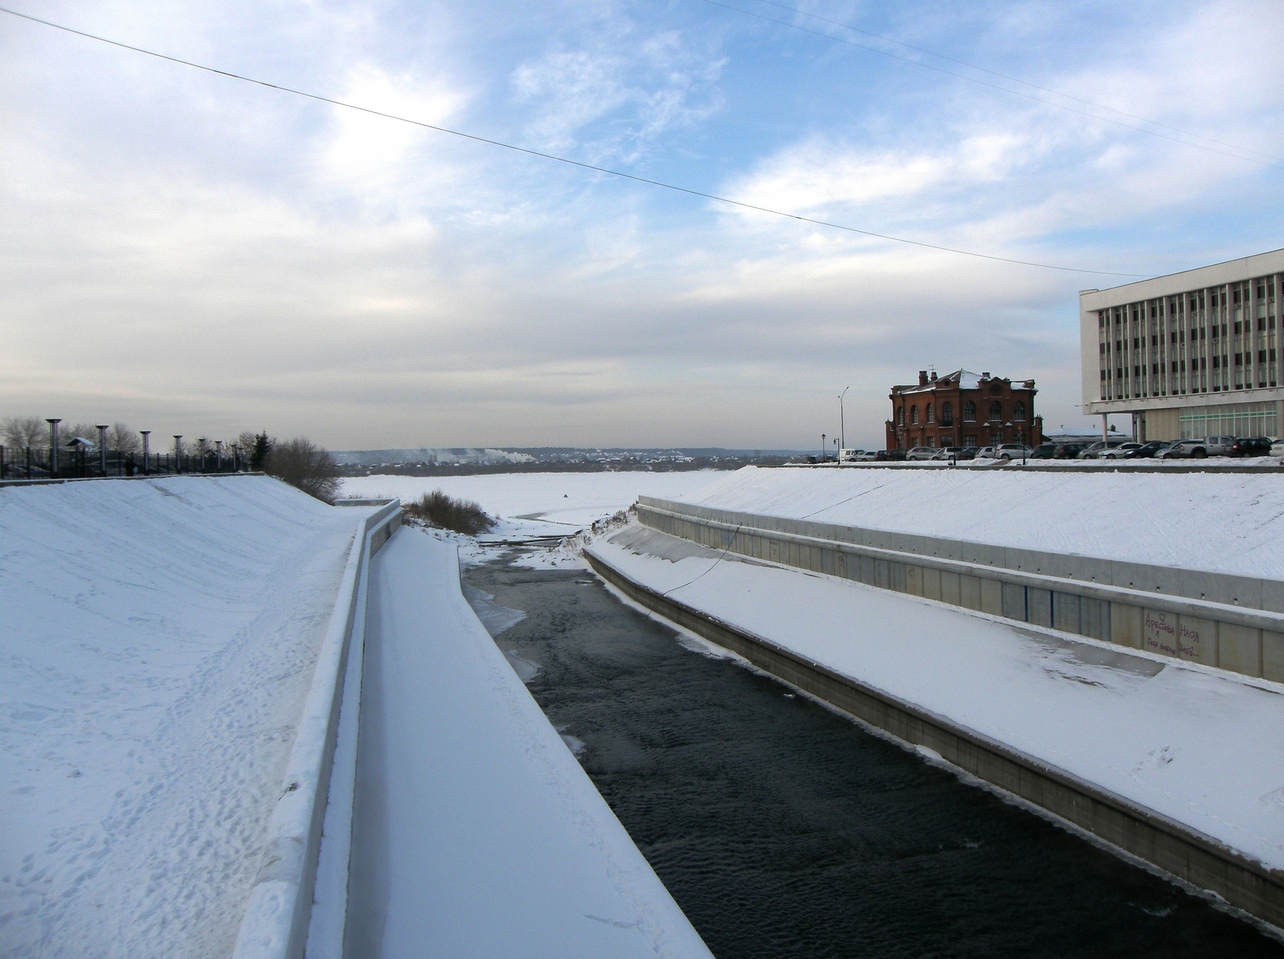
[1123,441,1171,459]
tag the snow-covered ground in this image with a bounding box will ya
[346,527,713,958]
[0,476,367,959]
[340,471,722,540]
[589,525,1284,875]
[670,466,1284,579]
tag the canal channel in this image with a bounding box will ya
[462,552,1284,959]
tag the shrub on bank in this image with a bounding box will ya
[404,490,496,536]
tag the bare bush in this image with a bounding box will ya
[402,490,496,536]
[265,436,341,504]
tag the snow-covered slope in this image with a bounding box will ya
[0,476,365,959]
[672,466,1284,579]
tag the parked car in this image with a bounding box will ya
[855,450,880,461]
[1100,442,1144,459]
[1123,441,1169,459]
[1230,437,1273,457]
[906,446,938,461]
[1272,439,1284,457]
[875,449,907,461]
[1158,439,1208,458]
[975,446,997,459]
[1030,443,1058,459]
[931,446,964,461]
[1078,438,1131,458]
[996,444,1033,461]
[838,448,865,462]
[956,447,979,460]
[1052,443,1088,459]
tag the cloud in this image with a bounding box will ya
[509,15,724,163]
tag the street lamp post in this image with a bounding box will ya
[96,425,109,475]
[821,433,826,463]
[173,435,183,474]
[839,385,850,458]
[46,418,61,477]
[140,431,150,475]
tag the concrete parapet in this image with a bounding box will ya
[232,500,401,959]
[586,548,1284,933]
[636,497,1284,683]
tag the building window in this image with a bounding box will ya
[896,407,904,426]
[941,402,953,426]
[910,405,919,425]
[989,401,1002,422]
[926,403,934,424]
[1013,401,1026,422]
[963,402,976,423]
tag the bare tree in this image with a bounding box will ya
[108,423,141,454]
[265,436,341,504]
[2,416,45,448]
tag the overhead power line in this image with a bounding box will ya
[0,5,1150,278]
[700,0,1281,167]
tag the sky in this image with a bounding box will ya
[1,0,1282,451]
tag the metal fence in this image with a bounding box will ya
[0,445,247,481]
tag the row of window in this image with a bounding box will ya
[896,400,1026,427]
[1096,273,1282,402]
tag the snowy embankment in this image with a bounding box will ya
[345,527,713,959]
[0,476,367,959]
[588,526,1284,876]
[675,467,1284,579]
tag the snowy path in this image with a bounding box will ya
[589,525,1284,874]
[345,526,713,959]
[0,477,366,958]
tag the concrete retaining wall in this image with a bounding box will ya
[585,547,1284,932]
[636,497,1284,683]
[232,499,401,959]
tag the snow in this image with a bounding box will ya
[345,526,713,959]
[0,476,368,959]
[341,470,723,540]
[670,466,1284,579]
[588,524,1284,873]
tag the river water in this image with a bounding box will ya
[462,555,1284,959]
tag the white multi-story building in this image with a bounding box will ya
[1080,249,1283,441]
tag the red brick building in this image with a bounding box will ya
[885,369,1043,450]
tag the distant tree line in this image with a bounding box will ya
[2,416,341,504]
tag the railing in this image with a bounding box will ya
[231,498,401,959]
[0,445,245,480]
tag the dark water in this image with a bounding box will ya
[463,557,1284,959]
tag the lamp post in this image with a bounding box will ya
[174,435,183,474]
[839,385,850,458]
[46,418,61,477]
[140,431,150,475]
[215,440,223,473]
[821,433,826,464]
[96,425,109,475]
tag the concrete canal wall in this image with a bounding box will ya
[584,545,1284,933]
[635,496,1284,683]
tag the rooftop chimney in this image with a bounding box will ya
[918,370,928,386]
[981,371,991,378]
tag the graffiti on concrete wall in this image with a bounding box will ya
[1144,610,1200,659]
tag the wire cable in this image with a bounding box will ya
[699,0,1281,167]
[0,5,1150,278]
